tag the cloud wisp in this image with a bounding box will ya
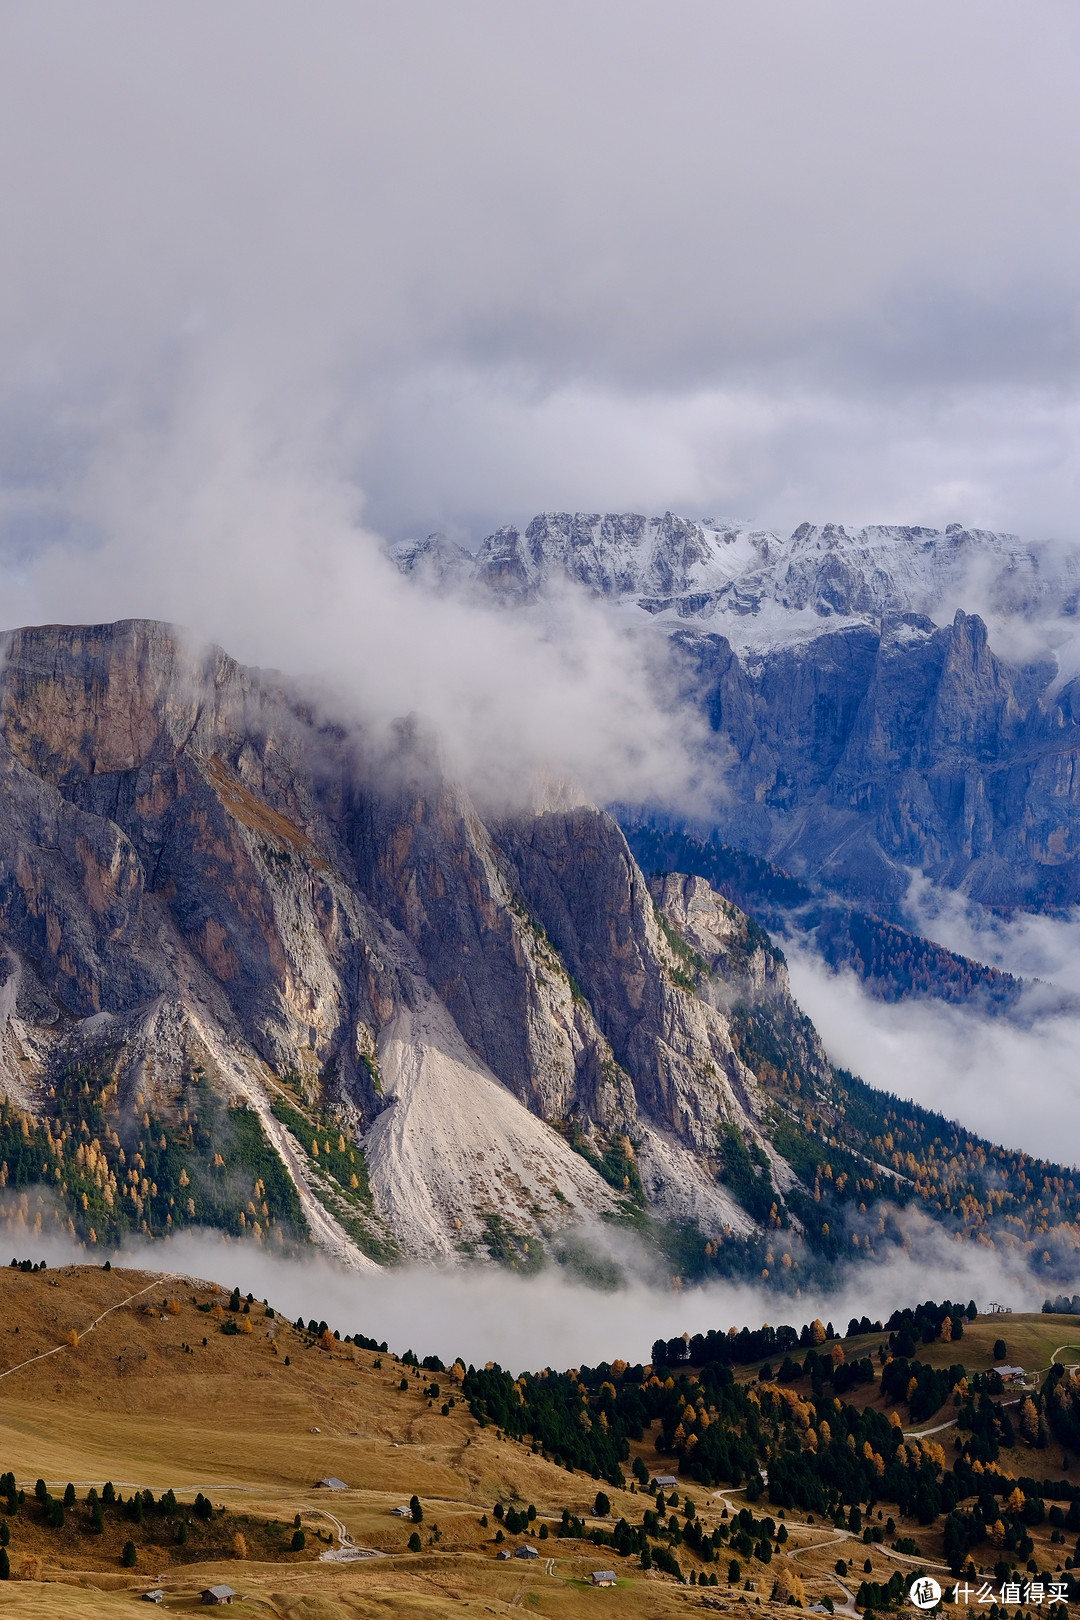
[0,389,711,816]
[903,873,1080,995]
[0,2,1076,809]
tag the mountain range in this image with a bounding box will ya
[2,616,1080,1290]
[0,619,806,1274]
[392,513,1080,640]
[395,514,1080,914]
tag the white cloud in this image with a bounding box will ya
[29,402,708,813]
[786,939,1080,1167]
[0,2,1074,810]
[903,873,1080,993]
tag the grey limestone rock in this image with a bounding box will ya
[672,607,1080,913]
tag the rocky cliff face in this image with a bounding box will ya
[0,619,823,1268]
[666,609,1080,914]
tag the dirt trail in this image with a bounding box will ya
[710,1479,950,1615]
[0,1272,171,1384]
[313,1506,388,1561]
[904,1418,957,1438]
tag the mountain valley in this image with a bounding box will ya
[0,1262,1077,1616]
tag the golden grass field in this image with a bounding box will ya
[0,1265,1074,1615]
[844,1315,1080,1383]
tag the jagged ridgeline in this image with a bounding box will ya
[395,516,1080,916]
[0,617,1077,1284]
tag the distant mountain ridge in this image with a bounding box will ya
[623,826,1027,1014]
[392,512,1080,644]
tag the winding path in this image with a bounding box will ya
[709,1477,951,1614]
[314,1506,387,1561]
[904,1417,957,1439]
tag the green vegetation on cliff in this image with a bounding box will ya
[269,1089,398,1264]
[0,1063,305,1248]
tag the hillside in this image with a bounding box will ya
[2,1265,1080,1615]
[0,1260,869,1615]
[0,1259,690,1615]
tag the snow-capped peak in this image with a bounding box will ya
[390,512,1080,647]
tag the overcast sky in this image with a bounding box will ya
[0,0,1078,573]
